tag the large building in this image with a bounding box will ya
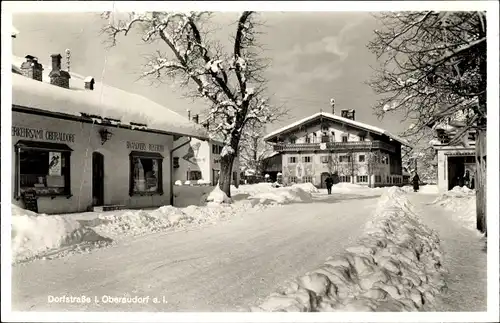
[431,124,477,192]
[11,53,207,214]
[263,109,411,188]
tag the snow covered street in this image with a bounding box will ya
[410,193,487,311]
[12,192,380,312]
[10,185,487,313]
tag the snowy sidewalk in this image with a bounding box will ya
[408,194,487,311]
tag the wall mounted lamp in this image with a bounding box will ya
[99,128,113,145]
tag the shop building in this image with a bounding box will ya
[432,127,477,192]
[263,109,411,188]
[11,54,207,214]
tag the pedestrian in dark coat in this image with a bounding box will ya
[412,173,420,192]
[325,175,334,195]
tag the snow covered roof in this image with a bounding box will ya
[261,151,279,159]
[264,112,411,147]
[11,56,208,140]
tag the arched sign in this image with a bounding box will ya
[319,143,327,150]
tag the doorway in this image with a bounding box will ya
[320,172,330,188]
[92,152,104,206]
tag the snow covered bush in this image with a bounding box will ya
[431,186,476,231]
[11,205,112,263]
[252,187,446,312]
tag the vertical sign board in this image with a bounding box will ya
[48,152,62,176]
[22,191,38,213]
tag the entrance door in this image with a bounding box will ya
[92,152,104,206]
[320,172,330,188]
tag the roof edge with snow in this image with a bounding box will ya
[264,112,411,147]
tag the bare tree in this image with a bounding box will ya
[101,11,284,198]
[239,121,273,175]
[367,11,487,233]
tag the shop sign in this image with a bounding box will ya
[12,126,75,143]
[126,141,164,152]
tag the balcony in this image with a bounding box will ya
[273,140,396,153]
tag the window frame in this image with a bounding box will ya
[15,140,73,199]
[320,155,329,164]
[358,154,365,162]
[129,151,164,196]
[356,175,368,183]
[302,156,312,163]
[288,156,297,164]
[341,135,348,142]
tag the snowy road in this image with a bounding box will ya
[12,194,380,312]
[409,194,487,312]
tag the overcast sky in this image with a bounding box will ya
[12,12,408,135]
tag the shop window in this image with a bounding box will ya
[129,151,163,196]
[15,140,72,197]
[288,176,297,183]
[375,175,382,183]
[188,170,202,181]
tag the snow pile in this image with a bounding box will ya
[329,183,382,196]
[292,183,319,194]
[252,187,446,312]
[95,201,266,239]
[174,180,183,186]
[431,186,476,231]
[11,205,112,263]
[197,179,211,185]
[232,182,274,196]
[205,185,232,204]
[248,186,313,205]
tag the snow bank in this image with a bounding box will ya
[205,186,232,204]
[248,186,313,205]
[330,183,382,196]
[95,201,266,238]
[431,186,476,231]
[252,187,446,312]
[11,205,112,263]
[292,183,319,194]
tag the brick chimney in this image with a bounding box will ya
[49,54,71,89]
[84,76,95,90]
[341,109,355,120]
[20,55,43,82]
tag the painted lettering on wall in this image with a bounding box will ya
[12,126,75,143]
[126,141,164,152]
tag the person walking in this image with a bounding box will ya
[412,172,420,192]
[325,174,334,195]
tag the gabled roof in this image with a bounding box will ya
[264,112,411,147]
[12,56,208,140]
